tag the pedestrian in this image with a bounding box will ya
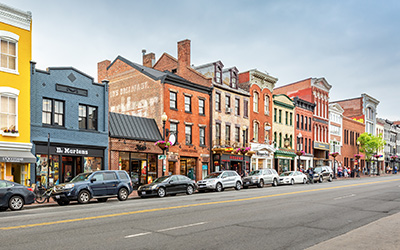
[344,167,348,178]
[307,167,314,184]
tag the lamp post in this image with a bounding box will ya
[356,141,360,177]
[393,145,396,174]
[331,139,337,179]
[161,112,168,177]
[242,125,247,176]
[297,133,302,170]
[47,133,50,188]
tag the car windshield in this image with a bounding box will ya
[205,172,221,179]
[314,167,322,173]
[280,172,293,177]
[70,173,92,183]
[152,176,170,183]
[249,170,262,176]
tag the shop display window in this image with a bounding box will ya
[36,154,60,187]
[148,154,157,183]
[84,157,102,172]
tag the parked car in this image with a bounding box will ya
[312,166,333,183]
[138,175,197,198]
[242,168,280,188]
[0,180,35,211]
[197,170,242,192]
[51,170,133,206]
[279,171,308,185]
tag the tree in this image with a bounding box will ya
[357,132,386,173]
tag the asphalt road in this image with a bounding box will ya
[1,176,400,250]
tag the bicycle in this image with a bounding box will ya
[34,185,54,204]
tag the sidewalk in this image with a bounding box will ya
[308,212,400,250]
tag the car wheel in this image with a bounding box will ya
[303,178,307,184]
[118,188,129,201]
[257,179,264,188]
[235,181,241,190]
[290,179,295,185]
[157,187,166,197]
[57,199,70,206]
[215,183,223,192]
[273,178,278,187]
[9,196,24,211]
[329,175,333,182]
[77,190,90,204]
[186,185,194,195]
[97,198,108,202]
[319,176,323,183]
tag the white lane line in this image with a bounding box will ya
[334,194,356,200]
[157,222,208,232]
[125,232,152,238]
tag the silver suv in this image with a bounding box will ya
[242,168,280,188]
[312,166,333,183]
[197,171,242,192]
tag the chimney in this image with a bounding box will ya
[98,60,111,82]
[177,39,191,74]
[142,49,155,68]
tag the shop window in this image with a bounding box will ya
[84,157,102,172]
[35,154,60,187]
[79,104,97,130]
[42,98,64,127]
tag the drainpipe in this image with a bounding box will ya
[209,86,214,174]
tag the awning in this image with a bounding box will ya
[0,150,36,163]
[275,150,296,158]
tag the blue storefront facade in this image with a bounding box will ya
[30,62,108,187]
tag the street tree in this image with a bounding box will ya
[357,132,386,173]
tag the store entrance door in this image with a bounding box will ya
[130,159,143,188]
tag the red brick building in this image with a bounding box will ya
[341,116,365,172]
[274,77,332,167]
[98,54,212,182]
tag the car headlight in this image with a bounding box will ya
[252,177,259,180]
[151,185,158,190]
[64,184,74,189]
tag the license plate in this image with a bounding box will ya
[142,191,146,195]
[55,195,60,199]
[246,182,249,184]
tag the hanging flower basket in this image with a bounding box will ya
[155,140,171,150]
[354,154,363,159]
[330,152,339,158]
[391,155,398,160]
[296,150,305,156]
[373,154,383,158]
[236,146,251,154]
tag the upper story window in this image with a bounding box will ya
[170,91,177,109]
[296,114,299,128]
[0,88,18,132]
[184,95,191,113]
[215,93,221,111]
[199,99,205,115]
[216,123,221,144]
[244,100,248,118]
[42,98,64,127]
[170,122,178,141]
[278,109,282,123]
[225,124,231,143]
[235,98,240,116]
[275,108,278,123]
[285,111,289,125]
[215,65,222,84]
[264,95,270,115]
[199,127,206,146]
[79,104,97,130]
[366,107,374,120]
[231,72,237,89]
[253,92,259,112]
[225,95,231,113]
[253,122,259,142]
[0,31,19,74]
[185,125,192,145]
[235,127,240,143]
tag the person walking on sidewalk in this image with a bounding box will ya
[307,167,314,184]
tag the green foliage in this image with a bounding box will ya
[357,133,386,161]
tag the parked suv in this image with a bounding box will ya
[242,168,280,188]
[197,171,242,192]
[51,170,133,206]
[312,166,333,183]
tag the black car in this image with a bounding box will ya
[51,170,133,206]
[0,180,35,211]
[138,175,197,198]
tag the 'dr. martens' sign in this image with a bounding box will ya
[56,147,89,155]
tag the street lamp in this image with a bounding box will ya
[356,141,360,177]
[161,112,168,176]
[242,125,247,176]
[331,139,338,179]
[297,133,303,170]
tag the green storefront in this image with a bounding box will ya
[274,149,296,174]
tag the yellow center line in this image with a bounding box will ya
[1,178,399,230]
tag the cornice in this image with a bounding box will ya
[0,3,32,31]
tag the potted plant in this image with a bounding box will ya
[354,153,363,159]
[155,140,171,150]
[236,146,251,154]
[330,152,339,158]
[296,150,305,156]
[391,155,398,160]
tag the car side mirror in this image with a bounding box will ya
[90,178,96,183]
[169,180,174,183]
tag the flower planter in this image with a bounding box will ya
[155,140,171,150]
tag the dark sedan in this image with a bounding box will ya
[138,175,197,198]
[0,180,35,211]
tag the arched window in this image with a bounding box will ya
[253,121,259,142]
[253,91,259,112]
[264,95,270,115]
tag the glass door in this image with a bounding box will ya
[131,160,142,188]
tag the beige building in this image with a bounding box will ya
[272,94,296,173]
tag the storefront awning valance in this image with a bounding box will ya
[0,150,36,163]
[275,150,296,158]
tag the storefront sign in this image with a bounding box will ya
[158,155,166,160]
[1,157,24,162]
[36,145,104,157]
[202,164,208,170]
[314,142,330,150]
[56,147,89,155]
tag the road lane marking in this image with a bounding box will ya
[334,194,356,200]
[125,232,152,238]
[1,178,399,231]
[157,221,208,232]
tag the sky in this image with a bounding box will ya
[3,0,400,120]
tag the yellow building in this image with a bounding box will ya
[0,4,35,185]
[272,94,296,173]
